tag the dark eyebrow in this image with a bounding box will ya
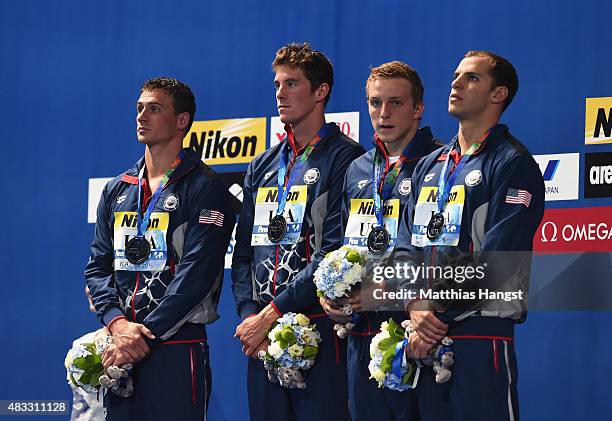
[137,101,163,107]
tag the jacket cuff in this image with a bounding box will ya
[271,292,294,316]
[102,307,126,327]
[239,301,259,321]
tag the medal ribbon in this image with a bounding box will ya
[436,131,489,214]
[275,124,327,216]
[136,149,185,237]
[371,137,417,226]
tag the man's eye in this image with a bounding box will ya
[369,100,381,107]
[287,81,297,88]
[392,100,402,107]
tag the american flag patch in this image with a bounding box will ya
[505,188,532,207]
[199,209,224,226]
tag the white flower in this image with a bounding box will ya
[64,349,75,369]
[380,321,389,331]
[287,344,304,358]
[268,342,283,359]
[295,314,310,327]
[370,368,386,383]
[302,330,321,346]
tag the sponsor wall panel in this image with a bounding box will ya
[585,97,612,145]
[269,111,360,147]
[584,152,612,198]
[88,177,113,223]
[533,153,579,201]
[534,206,612,253]
[184,117,267,165]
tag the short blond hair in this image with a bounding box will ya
[365,61,424,105]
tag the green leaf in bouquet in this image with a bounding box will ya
[402,363,414,384]
[380,345,397,373]
[69,373,79,388]
[274,330,284,341]
[303,345,318,359]
[317,290,324,298]
[378,337,398,351]
[79,373,91,386]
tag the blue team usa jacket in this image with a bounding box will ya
[340,126,441,333]
[85,149,235,343]
[232,122,365,319]
[395,124,545,321]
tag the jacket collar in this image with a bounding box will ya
[438,124,508,162]
[122,148,199,184]
[282,122,341,155]
[373,125,435,163]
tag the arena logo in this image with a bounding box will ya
[584,97,612,145]
[533,206,612,253]
[269,111,360,147]
[184,117,266,165]
[584,152,612,198]
[533,153,579,201]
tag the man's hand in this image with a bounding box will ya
[409,309,448,345]
[319,297,352,323]
[102,343,133,369]
[235,304,278,357]
[405,331,432,359]
[108,318,156,362]
[251,339,270,360]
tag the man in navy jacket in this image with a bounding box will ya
[395,51,545,421]
[86,77,234,420]
[232,43,364,421]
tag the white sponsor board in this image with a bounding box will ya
[533,153,579,201]
[269,111,360,147]
[88,178,113,223]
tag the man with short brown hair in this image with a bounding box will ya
[86,77,234,420]
[232,43,364,421]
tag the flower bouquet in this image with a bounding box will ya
[258,313,322,389]
[368,319,419,391]
[313,245,367,338]
[65,330,134,397]
[402,320,454,383]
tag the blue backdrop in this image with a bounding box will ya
[1,1,611,419]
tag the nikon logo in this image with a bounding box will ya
[184,118,266,165]
[265,189,301,203]
[120,214,159,229]
[585,97,612,145]
[357,201,394,216]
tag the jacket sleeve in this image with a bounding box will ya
[231,163,260,320]
[142,178,235,341]
[479,153,545,252]
[472,153,544,310]
[272,143,365,315]
[84,181,125,325]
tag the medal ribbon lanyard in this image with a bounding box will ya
[136,150,186,238]
[436,132,489,214]
[274,125,327,216]
[371,138,416,227]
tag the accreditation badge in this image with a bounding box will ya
[411,185,465,247]
[251,185,308,246]
[343,198,400,251]
[113,211,169,271]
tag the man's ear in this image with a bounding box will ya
[177,112,190,132]
[413,102,424,120]
[491,86,508,106]
[314,83,330,103]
